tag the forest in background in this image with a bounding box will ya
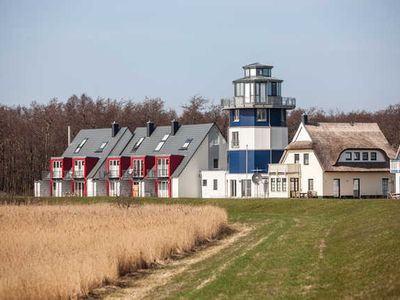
[1,94,399,195]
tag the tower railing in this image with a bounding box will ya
[221,96,296,109]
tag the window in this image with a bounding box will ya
[282,178,287,192]
[277,178,281,192]
[213,158,219,169]
[96,141,108,152]
[362,152,369,161]
[231,131,239,148]
[294,154,300,164]
[345,152,352,161]
[304,153,309,165]
[202,179,207,187]
[257,109,267,121]
[241,179,251,197]
[213,179,218,191]
[181,138,193,150]
[270,82,277,96]
[230,180,237,197]
[308,179,314,191]
[271,178,276,192]
[132,159,143,177]
[262,69,271,76]
[234,109,240,122]
[155,142,165,151]
[354,152,360,161]
[157,158,169,177]
[382,178,389,196]
[132,137,145,152]
[371,152,377,161]
[74,138,88,153]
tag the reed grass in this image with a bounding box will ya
[0,204,227,299]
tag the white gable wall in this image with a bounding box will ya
[396,173,400,193]
[282,149,324,197]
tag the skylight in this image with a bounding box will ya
[162,134,169,142]
[74,138,88,153]
[181,138,193,150]
[154,141,164,152]
[95,141,108,152]
[132,137,145,152]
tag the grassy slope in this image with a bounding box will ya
[29,197,400,298]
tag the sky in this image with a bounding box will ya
[1,0,400,113]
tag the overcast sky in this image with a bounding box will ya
[1,0,399,112]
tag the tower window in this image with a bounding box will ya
[231,131,239,148]
[234,109,240,122]
[213,158,219,169]
[257,109,267,121]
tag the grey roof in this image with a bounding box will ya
[121,123,215,177]
[61,126,133,178]
[233,76,283,83]
[243,62,273,69]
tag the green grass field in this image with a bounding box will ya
[13,197,400,298]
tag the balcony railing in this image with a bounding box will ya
[73,169,85,178]
[390,160,400,173]
[221,96,296,109]
[157,168,168,177]
[268,163,301,174]
[52,169,63,179]
[108,169,120,178]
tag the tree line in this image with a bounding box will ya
[0,94,399,195]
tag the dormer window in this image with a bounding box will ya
[354,152,360,161]
[74,138,88,153]
[362,152,369,160]
[132,137,145,152]
[371,152,377,161]
[345,152,352,161]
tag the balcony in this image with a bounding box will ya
[221,96,296,110]
[108,169,120,178]
[73,169,85,178]
[390,160,400,173]
[52,168,63,179]
[268,163,301,175]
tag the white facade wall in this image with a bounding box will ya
[87,179,94,197]
[175,136,209,198]
[293,124,311,142]
[323,172,394,197]
[34,180,50,197]
[396,173,400,194]
[171,178,179,198]
[201,170,227,198]
[225,173,268,198]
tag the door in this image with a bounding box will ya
[333,179,341,198]
[230,180,237,197]
[132,181,141,197]
[75,181,84,197]
[158,180,168,197]
[290,178,299,197]
[109,181,120,197]
[353,178,360,198]
[74,160,85,177]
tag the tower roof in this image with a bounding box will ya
[242,62,273,69]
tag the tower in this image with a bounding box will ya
[221,63,296,196]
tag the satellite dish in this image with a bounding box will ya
[252,172,263,184]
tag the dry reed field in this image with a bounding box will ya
[0,204,228,299]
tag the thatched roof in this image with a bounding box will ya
[294,122,396,172]
[396,145,400,159]
[286,141,313,150]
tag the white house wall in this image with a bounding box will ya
[201,170,227,198]
[396,173,400,193]
[293,123,311,142]
[176,135,209,198]
[323,172,394,197]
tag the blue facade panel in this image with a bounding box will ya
[228,150,284,173]
[229,108,285,127]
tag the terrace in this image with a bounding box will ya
[221,96,296,110]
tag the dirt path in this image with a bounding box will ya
[89,223,252,300]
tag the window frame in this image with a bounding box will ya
[231,131,239,148]
[345,152,352,161]
[308,179,314,191]
[256,109,267,121]
[362,152,369,161]
[213,179,218,191]
[233,109,240,122]
[294,154,300,164]
[371,152,377,161]
[202,179,207,187]
[354,152,361,161]
[304,153,309,165]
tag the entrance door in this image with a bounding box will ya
[158,180,168,197]
[230,180,237,197]
[132,181,141,197]
[382,178,389,196]
[353,178,360,198]
[74,181,84,197]
[333,179,341,198]
[290,178,299,197]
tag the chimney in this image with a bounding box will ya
[67,126,71,146]
[111,121,120,137]
[302,114,308,125]
[147,121,155,137]
[171,120,180,135]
